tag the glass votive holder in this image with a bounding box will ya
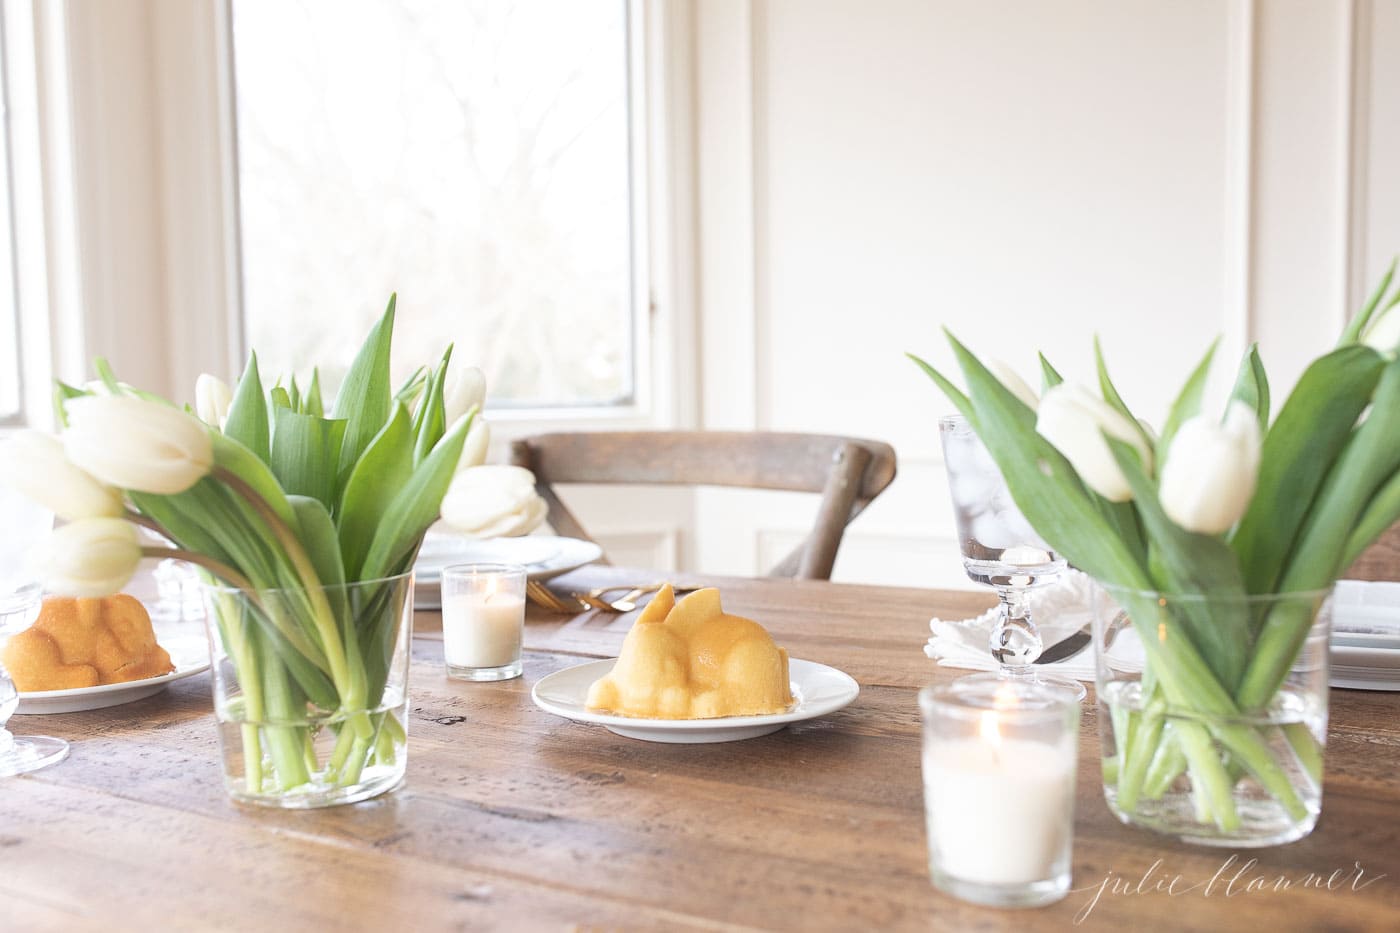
[441,563,527,682]
[918,673,1081,909]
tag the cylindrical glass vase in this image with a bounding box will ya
[200,571,414,808]
[1093,583,1331,847]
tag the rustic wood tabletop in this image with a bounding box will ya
[3,566,1397,931]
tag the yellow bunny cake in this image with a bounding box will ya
[585,585,793,719]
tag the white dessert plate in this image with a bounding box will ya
[413,533,603,609]
[530,657,861,744]
[1329,642,1400,692]
[16,634,211,714]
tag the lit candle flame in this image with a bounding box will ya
[979,710,1001,747]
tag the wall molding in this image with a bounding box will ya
[1345,0,1373,318]
[1225,0,1256,358]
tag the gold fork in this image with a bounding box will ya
[525,580,583,613]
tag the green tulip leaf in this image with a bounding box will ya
[1038,353,1065,391]
[1106,436,1249,691]
[394,365,428,413]
[269,408,346,512]
[334,295,396,487]
[1338,257,1398,346]
[305,368,324,418]
[1157,338,1219,461]
[1228,343,1270,432]
[1094,336,1157,456]
[905,352,972,421]
[933,331,1150,589]
[1240,356,1400,708]
[1342,469,1400,570]
[359,411,472,582]
[52,381,87,428]
[337,402,415,580]
[210,430,298,531]
[224,352,270,463]
[1231,344,1385,595]
[412,346,453,465]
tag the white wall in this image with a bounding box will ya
[688,0,1400,589]
[43,0,1400,590]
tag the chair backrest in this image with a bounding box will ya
[1345,521,1400,581]
[509,431,897,580]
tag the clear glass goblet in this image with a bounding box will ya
[0,583,69,777]
[939,415,1066,678]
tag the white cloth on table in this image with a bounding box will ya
[923,570,1144,682]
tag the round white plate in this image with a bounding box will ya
[16,634,211,714]
[531,657,861,743]
[413,533,603,609]
[1329,641,1400,691]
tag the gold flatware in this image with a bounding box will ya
[525,580,582,613]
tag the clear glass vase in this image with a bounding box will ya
[200,571,414,808]
[1092,583,1331,847]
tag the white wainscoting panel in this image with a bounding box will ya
[688,0,1398,589]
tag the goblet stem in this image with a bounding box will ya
[990,585,1042,677]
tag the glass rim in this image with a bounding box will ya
[938,413,971,430]
[441,562,528,580]
[1093,581,1333,603]
[199,569,414,596]
[919,673,1081,724]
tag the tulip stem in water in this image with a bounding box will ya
[213,466,368,727]
[141,546,255,592]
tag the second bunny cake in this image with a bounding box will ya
[585,585,793,719]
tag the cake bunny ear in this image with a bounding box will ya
[635,583,675,624]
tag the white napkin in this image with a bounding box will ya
[924,570,1143,681]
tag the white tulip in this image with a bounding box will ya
[82,379,136,397]
[195,373,233,429]
[456,416,491,472]
[40,517,142,597]
[1036,383,1152,502]
[0,431,123,521]
[1158,401,1261,535]
[63,396,214,495]
[986,359,1039,411]
[440,465,548,538]
[443,366,486,425]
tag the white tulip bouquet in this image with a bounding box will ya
[0,298,488,802]
[910,261,1400,840]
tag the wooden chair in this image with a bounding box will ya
[1345,522,1400,581]
[509,431,897,580]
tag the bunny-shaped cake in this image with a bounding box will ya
[585,585,793,719]
[2,594,174,691]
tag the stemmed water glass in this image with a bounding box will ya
[939,415,1066,679]
[0,583,69,777]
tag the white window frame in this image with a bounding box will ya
[146,0,697,442]
[0,0,88,430]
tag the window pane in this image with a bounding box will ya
[231,0,635,407]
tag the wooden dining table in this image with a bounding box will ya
[3,566,1398,931]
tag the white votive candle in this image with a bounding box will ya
[923,734,1075,884]
[919,674,1081,909]
[441,563,527,682]
[443,592,524,667]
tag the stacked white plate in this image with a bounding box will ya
[411,529,603,609]
[1331,580,1400,691]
